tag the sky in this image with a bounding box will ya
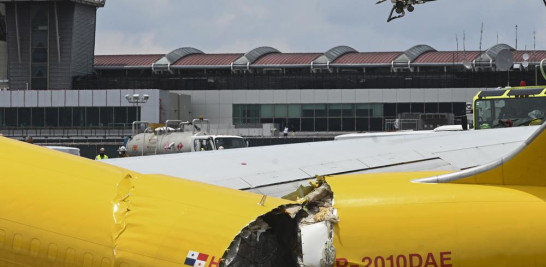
[95,0,546,55]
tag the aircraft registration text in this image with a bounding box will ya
[336,251,452,267]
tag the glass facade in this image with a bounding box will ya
[0,107,139,128]
[233,103,466,132]
[30,3,49,90]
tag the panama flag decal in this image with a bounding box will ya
[184,250,209,267]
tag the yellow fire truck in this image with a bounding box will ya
[473,86,546,129]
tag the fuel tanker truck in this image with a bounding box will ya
[126,118,247,157]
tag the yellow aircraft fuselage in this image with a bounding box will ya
[1,122,546,266]
[0,137,292,266]
[331,173,546,267]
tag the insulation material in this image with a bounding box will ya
[301,222,332,267]
[223,180,338,267]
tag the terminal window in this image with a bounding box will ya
[233,102,465,132]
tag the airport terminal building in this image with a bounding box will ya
[0,0,545,140]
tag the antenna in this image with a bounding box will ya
[455,34,459,53]
[463,31,466,52]
[515,25,518,50]
[455,33,459,61]
[479,22,483,51]
[534,31,536,59]
[497,32,499,44]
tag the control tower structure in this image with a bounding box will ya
[0,0,105,90]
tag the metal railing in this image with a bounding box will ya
[0,126,132,139]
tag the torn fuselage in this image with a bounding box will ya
[222,182,337,267]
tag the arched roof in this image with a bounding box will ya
[155,47,204,66]
[393,44,436,65]
[473,44,515,70]
[152,47,204,71]
[474,44,514,62]
[485,43,514,59]
[313,46,358,65]
[173,54,243,67]
[233,47,281,66]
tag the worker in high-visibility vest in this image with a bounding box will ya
[95,147,108,160]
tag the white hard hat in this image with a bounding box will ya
[118,146,126,152]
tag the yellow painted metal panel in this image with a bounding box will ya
[502,127,546,186]
[0,137,291,266]
[329,173,546,267]
[114,174,291,265]
[454,163,504,185]
[454,122,546,186]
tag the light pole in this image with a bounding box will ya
[125,93,149,121]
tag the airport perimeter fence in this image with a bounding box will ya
[73,71,544,90]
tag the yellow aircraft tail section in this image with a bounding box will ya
[415,123,546,186]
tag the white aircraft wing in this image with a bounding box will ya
[104,126,537,197]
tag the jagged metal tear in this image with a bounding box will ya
[222,183,337,267]
[112,174,134,258]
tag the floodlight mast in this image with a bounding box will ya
[124,94,149,121]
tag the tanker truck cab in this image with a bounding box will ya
[192,137,214,151]
[473,86,546,130]
[191,136,247,152]
[213,136,248,150]
[189,118,247,152]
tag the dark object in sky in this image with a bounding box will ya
[378,0,436,22]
